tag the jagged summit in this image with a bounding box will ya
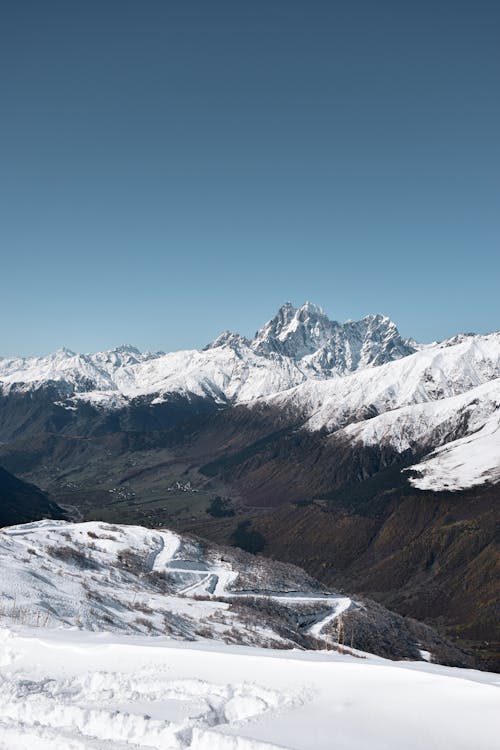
[206,302,416,375]
[251,301,336,359]
[204,330,251,351]
[201,302,415,376]
[110,344,142,355]
[3,305,499,494]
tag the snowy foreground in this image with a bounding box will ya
[0,626,498,750]
[0,520,498,748]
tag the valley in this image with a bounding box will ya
[1,303,499,671]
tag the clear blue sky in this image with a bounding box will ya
[1,1,499,356]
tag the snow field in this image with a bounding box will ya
[0,627,498,750]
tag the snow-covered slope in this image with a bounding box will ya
[0,304,494,413]
[407,406,500,491]
[1,626,498,750]
[0,520,352,648]
[264,332,500,431]
[0,345,159,396]
[258,332,500,490]
[1,520,471,668]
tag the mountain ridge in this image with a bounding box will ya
[1,303,499,493]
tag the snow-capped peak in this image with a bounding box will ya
[244,303,415,375]
[251,301,336,359]
[203,330,250,351]
[111,344,142,355]
[0,304,499,492]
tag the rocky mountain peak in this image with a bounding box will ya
[201,302,417,376]
[248,303,415,374]
[54,347,77,358]
[251,301,338,359]
[204,330,251,351]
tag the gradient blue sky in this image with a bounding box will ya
[1,1,499,356]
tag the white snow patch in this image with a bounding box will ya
[407,408,500,491]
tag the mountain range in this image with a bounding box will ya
[0,302,499,668]
[1,302,499,492]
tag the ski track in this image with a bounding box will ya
[151,531,181,571]
[1,522,499,749]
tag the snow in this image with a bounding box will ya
[1,312,496,414]
[407,408,500,491]
[307,597,352,638]
[0,626,498,750]
[0,521,351,646]
[331,377,500,490]
[259,333,500,490]
[268,332,500,435]
[150,529,181,571]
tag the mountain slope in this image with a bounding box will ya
[178,479,500,670]
[253,331,500,491]
[0,466,66,527]
[0,519,468,664]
